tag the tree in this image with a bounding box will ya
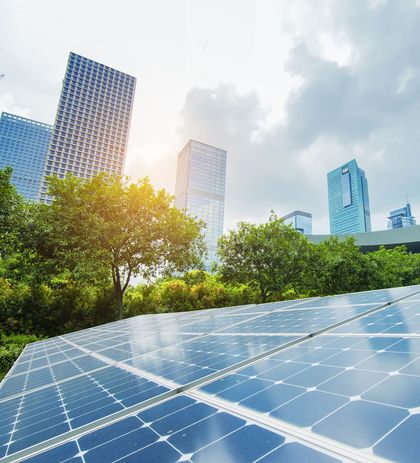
[365,245,418,289]
[312,236,368,295]
[0,167,25,258]
[218,213,313,302]
[45,174,205,319]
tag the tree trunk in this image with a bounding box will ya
[111,265,132,320]
[260,287,267,303]
[112,265,124,320]
[114,286,124,320]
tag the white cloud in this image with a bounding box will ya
[0,93,31,118]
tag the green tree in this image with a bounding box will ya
[313,236,368,295]
[218,213,313,302]
[45,174,205,319]
[365,246,418,289]
[0,167,25,258]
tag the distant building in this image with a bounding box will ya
[39,52,136,200]
[175,140,227,270]
[0,112,52,201]
[388,203,416,229]
[282,211,312,234]
[328,159,371,234]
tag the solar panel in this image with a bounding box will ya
[19,394,342,463]
[1,284,420,462]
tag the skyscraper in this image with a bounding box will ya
[328,159,371,234]
[388,203,416,229]
[0,112,52,201]
[39,52,136,200]
[282,211,312,234]
[175,140,227,269]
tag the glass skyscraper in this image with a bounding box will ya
[39,52,136,200]
[388,203,416,229]
[0,112,52,201]
[328,159,371,234]
[282,211,312,234]
[175,140,227,269]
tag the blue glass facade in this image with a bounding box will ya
[39,52,136,200]
[328,159,371,234]
[0,112,52,201]
[175,140,227,269]
[388,203,416,229]
[282,211,312,234]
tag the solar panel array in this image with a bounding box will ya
[1,285,420,462]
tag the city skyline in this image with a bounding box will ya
[1,1,420,233]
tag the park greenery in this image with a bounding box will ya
[1,167,420,376]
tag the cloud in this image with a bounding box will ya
[177,0,420,233]
[0,93,31,118]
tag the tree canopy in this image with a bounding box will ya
[43,174,205,318]
[218,213,313,301]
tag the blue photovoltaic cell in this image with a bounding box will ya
[123,334,298,385]
[200,332,420,461]
[332,299,420,334]
[20,394,341,463]
[218,305,377,334]
[2,284,420,463]
[0,355,107,399]
[0,365,168,458]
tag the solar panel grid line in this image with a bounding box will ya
[15,393,343,463]
[4,353,97,380]
[0,389,183,463]
[9,289,417,409]
[0,365,111,404]
[58,336,181,391]
[55,299,310,370]
[196,331,420,462]
[187,389,388,463]
[3,393,25,457]
[89,286,420,402]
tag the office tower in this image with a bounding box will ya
[175,140,227,269]
[0,112,52,201]
[39,52,136,199]
[282,211,312,234]
[388,203,416,229]
[328,159,371,234]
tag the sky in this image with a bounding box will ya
[1,0,420,234]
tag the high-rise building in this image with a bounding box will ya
[282,211,312,234]
[174,140,227,269]
[328,159,371,234]
[388,203,416,229]
[39,52,136,200]
[0,112,52,201]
